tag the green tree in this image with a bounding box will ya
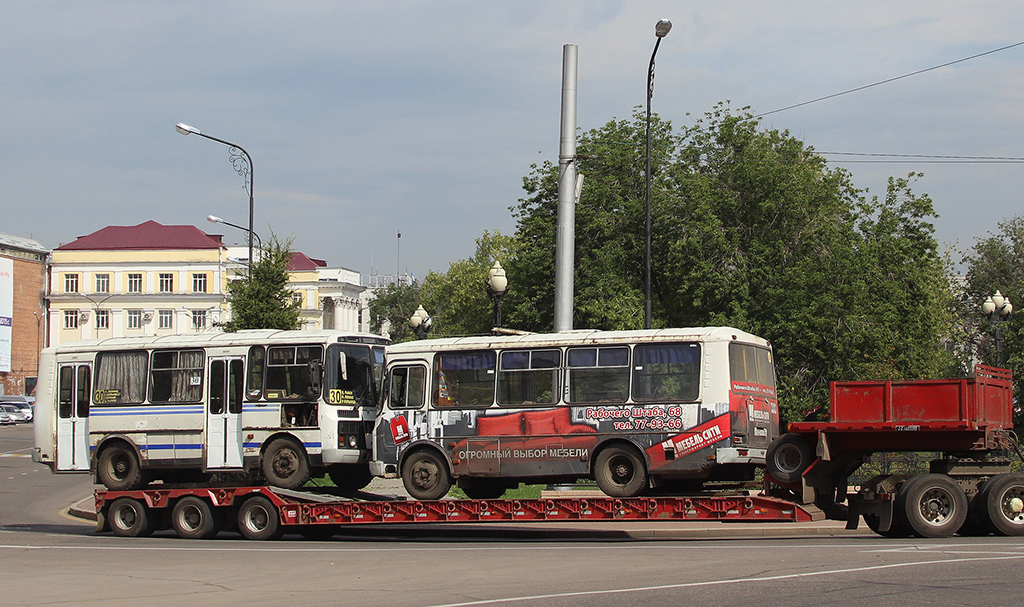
[368,281,420,343]
[219,233,301,332]
[506,105,961,420]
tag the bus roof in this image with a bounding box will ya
[44,329,389,354]
[387,327,769,355]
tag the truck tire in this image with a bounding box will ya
[107,497,156,537]
[864,512,910,538]
[262,438,310,489]
[237,496,282,540]
[459,477,508,500]
[327,463,374,492]
[594,445,648,497]
[896,474,967,538]
[977,473,1024,536]
[402,449,452,500]
[171,496,221,539]
[98,444,145,491]
[765,433,814,484]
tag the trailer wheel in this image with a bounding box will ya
[594,445,648,497]
[402,450,452,500]
[171,496,221,539]
[896,474,967,538]
[864,513,910,538]
[765,434,814,484]
[237,496,282,541]
[459,477,508,500]
[977,473,1024,536]
[98,444,145,491]
[107,497,156,537]
[262,438,310,490]
[327,463,374,492]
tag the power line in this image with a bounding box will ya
[754,41,1024,119]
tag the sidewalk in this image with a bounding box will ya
[70,478,868,539]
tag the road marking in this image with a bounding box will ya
[0,454,31,458]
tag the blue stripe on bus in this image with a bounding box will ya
[143,444,203,450]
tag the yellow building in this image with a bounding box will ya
[47,221,372,347]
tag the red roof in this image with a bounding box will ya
[287,252,327,271]
[57,221,225,251]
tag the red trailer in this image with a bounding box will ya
[766,365,1023,538]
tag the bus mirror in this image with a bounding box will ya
[308,359,323,395]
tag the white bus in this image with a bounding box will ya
[373,328,779,500]
[33,330,388,491]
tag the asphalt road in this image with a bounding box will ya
[4,423,1024,607]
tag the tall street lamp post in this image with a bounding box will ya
[486,261,508,330]
[645,19,672,330]
[207,215,263,252]
[176,123,255,271]
[409,305,432,340]
[982,290,1013,367]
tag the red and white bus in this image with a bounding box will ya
[372,327,778,500]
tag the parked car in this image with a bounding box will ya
[0,411,12,425]
[0,396,32,422]
[0,403,27,423]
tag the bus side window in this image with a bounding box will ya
[76,366,91,418]
[390,366,426,409]
[435,351,495,407]
[58,366,74,418]
[247,346,265,399]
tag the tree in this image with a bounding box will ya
[367,281,420,343]
[505,104,960,420]
[219,233,301,332]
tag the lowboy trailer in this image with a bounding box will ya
[92,365,1023,540]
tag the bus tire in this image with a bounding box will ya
[402,449,452,500]
[171,496,221,539]
[327,463,374,492]
[594,444,648,498]
[896,474,967,538]
[262,438,310,490]
[237,496,282,540]
[765,433,814,484]
[977,473,1024,536]
[97,444,145,491]
[459,477,508,500]
[108,497,156,537]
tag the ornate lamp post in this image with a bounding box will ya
[409,305,432,340]
[486,261,508,329]
[207,215,262,251]
[645,19,672,330]
[176,123,255,271]
[982,290,1013,367]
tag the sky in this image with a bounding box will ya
[3,1,1024,282]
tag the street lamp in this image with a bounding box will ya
[409,305,432,340]
[176,123,255,271]
[982,290,1013,367]
[645,19,671,330]
[207,215,262,252]
[486,261,508,329]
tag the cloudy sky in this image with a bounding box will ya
[3,2,1023,281]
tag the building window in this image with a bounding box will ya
[95,309,109,329]
[127,273,143,293]
[192,310,207,330]
[159,273,174,293]
[95,273,110,293]
[192,273,207,293]
[64,274,79,293]
[127,310,143,330]
[158,310,173,329]
[63,310,79,329]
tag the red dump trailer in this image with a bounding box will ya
[90,365,1023,540]
[766,365,1023,538]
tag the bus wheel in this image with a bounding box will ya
[459,477,507,500]
[327,464,374,492]
[978,473,1024,536]
[98,444,145,491]
[897,474,967,538]
[171,496,222,539]
[237,496,282,541]
[108,497,156,537]
[262,438,310,490]
[402,450,452,500]
[765,434,814,484]
[594,445,648,497]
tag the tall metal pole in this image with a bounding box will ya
[645,19,672,330]
[554,44,578,333]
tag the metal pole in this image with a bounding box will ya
[554,44,578,333]
[644,37,662,330]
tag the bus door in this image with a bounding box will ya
[206,357,244,469]
[56,364,90,471]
